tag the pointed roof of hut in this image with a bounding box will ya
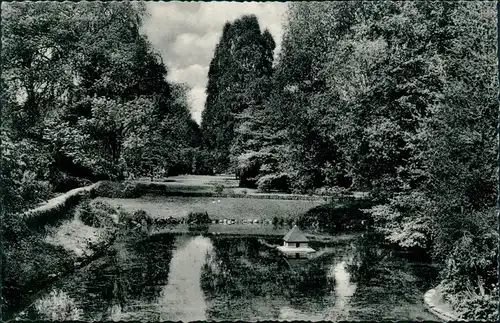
[283,225,309,242]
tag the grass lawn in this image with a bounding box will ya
[95,195,325,221]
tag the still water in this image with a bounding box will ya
[19,232,440,321]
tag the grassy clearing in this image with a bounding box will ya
[95,196,324,221]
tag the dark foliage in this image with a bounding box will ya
[186,211,211,224]
[297,200,374,233]
[94,181,140,199]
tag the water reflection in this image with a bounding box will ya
[19,232,440,321]
[327,260,357,320]
[157,235,212,321]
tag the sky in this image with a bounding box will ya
[141,2,288,124]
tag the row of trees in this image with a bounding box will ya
[200,3,497,319]
[2,2,202,214]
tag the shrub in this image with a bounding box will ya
[237,161,260,189]
[1,215,31,243]
[272,216,280,226]
[296,200,373,233]
[117,209,133,225]
[213,183,224,194]
[188,223,210,232]
[460,293,499,321]
[94,181,139,198]
[186,211,211,224]
[256,173,289,193]
[34,289,82,321]
[76,200,95,227]
[131,210,154,225]
[51,172,92,193]
[19,171,54,206]
[77,200,116,228]
[441,279,499,321]
[114,209,154,228]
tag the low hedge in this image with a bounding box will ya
[22,183,99,231]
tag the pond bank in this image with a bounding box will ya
[13,232,119,321]
[8,177,441,321]
[3,185,122,320]
[14,230,442,321]
[424,286,462,322]
[149,224,360,242]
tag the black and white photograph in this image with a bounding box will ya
[1,1,498,321]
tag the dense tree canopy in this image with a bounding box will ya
[200,3,498,319]
[2,2,497,319]
[1,2,201,214]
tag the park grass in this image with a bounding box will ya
[95,195,324,221]
[131,175,356,201]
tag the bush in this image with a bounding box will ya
[460,293,499,321]
[256,173,289,193]
[131,210,154,225]
[51,172,92,193]
[285,217,295,227]
[237,161,260,189]
[296,200,373,233]
[1,215,31,243]
[441,280,499,321]
[76,200,116,228]
[188,223,210,233]
[19,171,53,206]
[34,289,82,320]
[94,181,139,198]
[213,183,225,195]
[272,216,280,226]
[114,209,154,228]
[186,211,211,224]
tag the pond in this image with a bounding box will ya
[17,231,441,321]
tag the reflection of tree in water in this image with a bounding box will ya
[345,233,436,320]
[346,233,389,284]
[201,237,331,301]
[103,234,176,314]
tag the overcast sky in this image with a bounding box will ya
[141,2,288,124]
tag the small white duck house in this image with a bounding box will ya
[277,225,315,259]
